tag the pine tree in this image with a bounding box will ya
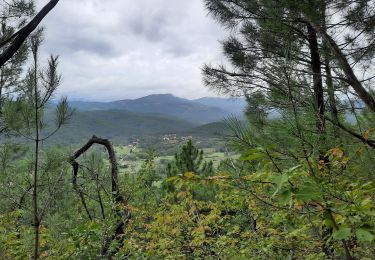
[203,0,375,148]
[3,28,73,259]
[167,139,213,177]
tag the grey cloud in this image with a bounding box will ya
[128,13,167,42]
[165,44,192,58]
[47,34,117,57]
[36,0,227,100]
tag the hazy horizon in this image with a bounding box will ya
[59,93,244,103]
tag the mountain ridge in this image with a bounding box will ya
[68,94,246,124]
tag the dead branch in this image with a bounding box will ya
[70,135,129,258]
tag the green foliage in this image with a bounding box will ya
[201,0,375,258]
[167,139,214,178]
[1,0,375,259]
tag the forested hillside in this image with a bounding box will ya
[45,109,198,145]
[0,0,374,259]
[43,95,239,145]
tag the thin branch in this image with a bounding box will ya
[325,116,375,148]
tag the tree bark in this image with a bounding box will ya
[307,24,325,135]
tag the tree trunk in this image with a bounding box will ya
[32,47,40,260]
[32,41,40,260]
[307,24,325,136]
[325,58,340,138]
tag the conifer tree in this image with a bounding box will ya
[7,28,73,259]
[203,0,375,148]
[167,139,213,177]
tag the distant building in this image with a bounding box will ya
[162,134,177,141]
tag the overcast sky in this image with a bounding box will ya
[36,0,227,101]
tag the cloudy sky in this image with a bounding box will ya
[36,0,227,101]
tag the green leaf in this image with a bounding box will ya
[272,174,289,187]
[152,181,163,188]
[272,174,289,196]
[323,218,334,228]
[286,165,302,173]
[279,189,292,205]
[356,229,374,242]
[295,183,321,202]
[333,228,351,240]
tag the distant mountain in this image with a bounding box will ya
[69,94,246,124]
[109,94,228,123]
[46,109,197,146]
[193,97,246,116]
[65,101,110,111]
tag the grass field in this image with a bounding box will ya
[115,143,237,174]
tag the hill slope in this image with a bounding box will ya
[47,109,197,145]
[186,121,230,137]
